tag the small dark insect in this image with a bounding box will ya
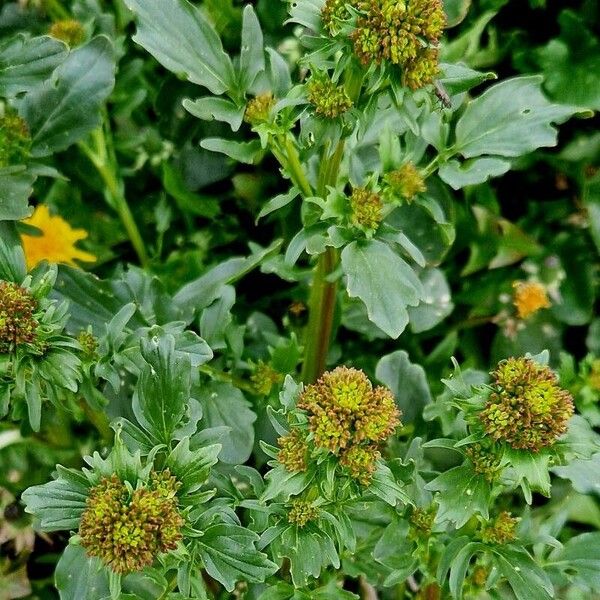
[434,81,451,108]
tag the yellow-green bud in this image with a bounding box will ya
[244,92,275,125]
[321,0,357,34]
[349,187,383,231]
[0,113,31,167]
[250,360,283,396]
[79,471,184,574]
[49,19,85,47]
[385,162,426,201]
[350,0,445,89]
[287,499,319,527]
[480,511,519,545]
[77,330,98,360]
[0,281,38,353]
[480,358,574,452]
[409,506,436,537]
[298,367,400,453]
[277,429,309,473]
[464,443,501,482]
[339,444,380,484]
[307,76,353,119]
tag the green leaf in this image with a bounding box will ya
[196,524,278,592]
[407,268,454,333]
[536,11,600,110]
[369,463,412,507]
[552,453,600,495]
[439,63,496,95]
[376,350,432,424]
[454,76,576,159]
[0,34,68,97]
[494,546,553,600]
[238,5,265,92]
[124,0,235,96]
[504,449,551,503]
[162,161,220,218]
[200,138,262,164]
[166,437,220,498]
[132,334,192,445]
[287,0,325,30]
[0,168,35,220]
[182,97,245,132]
[21,466,90,531]
[548,532,600,592]
[55,544,110,600]
[19,37,116,157]
[0,222,26,282]
[341,239,423,339]
[443,0,471,28]
[194,381,256,464]
[438,157,511,189]
[425,464,491,527]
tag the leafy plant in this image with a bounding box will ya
[0,0,599,598]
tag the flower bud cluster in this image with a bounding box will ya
[79,471,184,574]
[245,93,275,125]
[0,281,38,354]
[280,367,401,484]
[251,360,283,396]
[287,499,320,527]
[350,0,446,89]
[385,162,426,201]
[307,75,353,119]
[479,358,574,451]
[349,187,383,231]
[49,19,85,46]
[480,511,519,545]
[464,443,501,482]
[0,113,31,167]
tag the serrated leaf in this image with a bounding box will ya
[124,0,235,96]
[166,437,220,498]
[341,239,423,339]
[19,37,116,157]
[0,168,35,219]
[454,75,576,158]
[548,532,600,591]
[196,524,278,592]
[438,157,511,189]
[21,466,90,531]
[132,334,191,445]
[0,34,68,97]
[200,138,262,164]
[183,97,245,132]
[426,464,491,527]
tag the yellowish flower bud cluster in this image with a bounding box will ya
[77,330,99,360]
[480,511,519,545]
[480,358,574,452]
[464,443,501,482]
[49,19,85,47]
[350,0,446,89]
[79,471,184,574]
[349,187,383,231]
[307,76,353,119]
[0,281,38,354]
[385,162,426,201]
[244,92,275,125]
[287,499,320,527]
[0,113,31,167]
[277,429,309,473]
[251,360,283,396]
[289,367,401,484]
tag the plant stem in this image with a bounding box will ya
[78,123,150,267]
[199,364,256,394]
[301,245,338,383]
[282,136,313,197]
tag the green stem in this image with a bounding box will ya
[80,400,113,442]
[78,124,150,267]
[282,136,313,197]
[301,246,339,383]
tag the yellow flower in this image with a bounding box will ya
[21,205,96,271]
[512,281,551,319]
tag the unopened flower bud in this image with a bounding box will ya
[0,281,38,353]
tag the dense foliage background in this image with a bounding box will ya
[0,0,599,598]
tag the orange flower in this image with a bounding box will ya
[512,281,550,319]
[21,205,96,270]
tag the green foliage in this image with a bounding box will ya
[1,0,599,598]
